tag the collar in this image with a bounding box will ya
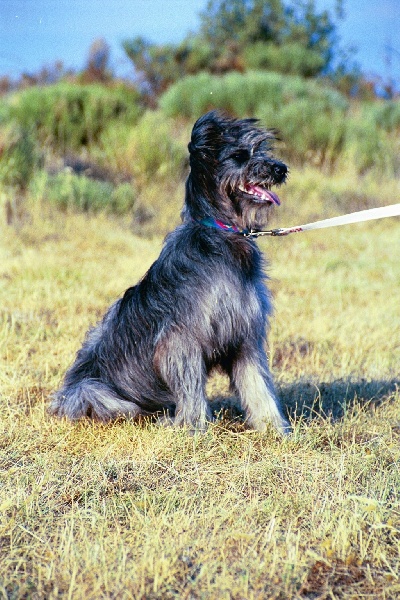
[195,216,250,236]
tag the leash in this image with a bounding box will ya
[243,203,400,237]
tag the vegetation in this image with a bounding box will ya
[1,0,399,596]
[6,82,142,151]
[0,201,399,598]
[1,72,398,231]
[159,71,400,173]
[0,123,39,189]
[123,0,343,97]
[29,171,136,215]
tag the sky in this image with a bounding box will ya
[0,0,399,86]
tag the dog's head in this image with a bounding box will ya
[186,110,288,230]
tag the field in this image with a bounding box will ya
[1,169,399,598]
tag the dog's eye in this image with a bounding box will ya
[229,149,250,163]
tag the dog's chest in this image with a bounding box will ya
[199,271,270,344]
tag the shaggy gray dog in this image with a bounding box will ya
[50,110,290,434]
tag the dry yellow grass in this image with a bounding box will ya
[1,189,399,599]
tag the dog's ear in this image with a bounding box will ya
[189,111,226,163]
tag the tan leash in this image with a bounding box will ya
[244,203,400,238]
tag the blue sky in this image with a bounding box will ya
[0,0,399,85]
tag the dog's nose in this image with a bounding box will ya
[273,164,287,180]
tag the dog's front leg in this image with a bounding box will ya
[154,333,211,430]
[230,347,290,435]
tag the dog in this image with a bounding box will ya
[50,110,290,434]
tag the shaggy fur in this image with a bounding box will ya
[50,110,290,433]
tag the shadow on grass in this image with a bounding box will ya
[280,378,399,421]
[210,378,399,425]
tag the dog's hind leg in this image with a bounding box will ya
[230,347,290,435]
[154,334,211,430]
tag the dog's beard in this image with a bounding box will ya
[220,171,282,230]
[236,199,274,231]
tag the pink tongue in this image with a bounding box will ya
[245,184,281,206]
[264,189,281,206]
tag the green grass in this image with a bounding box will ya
[1,187,399,598]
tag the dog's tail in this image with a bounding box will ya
[49,379,142,422]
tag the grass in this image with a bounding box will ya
[1,185,399,599]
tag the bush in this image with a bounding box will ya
[160,71,348,166]
[340,114,397,175]
[258,99,346,166]
[128,112,188,183]
[96,111,188,187]
[0,100,9,125]
[30,170,136,214]
[243,42,326,77]
[159,71,348,120]
[366,100,400,132]
[7,82,143,151]
[109,182,137,215]
[0,124,39,189]
[160,72,400,174]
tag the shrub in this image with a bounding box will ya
[7,82,143,152]
[159,71,348,120]
[258,99,346,167]
[243,42,326,77]
[0,100,9,125]
[0,123,39,189]
[96,111,188,187]
[128,112,187,183]
[160,71,348,166]
[109,182,137,214]
[366,100,400,132]
[30,170,136,214]
[340,115,396,175]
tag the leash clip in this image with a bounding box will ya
[244,228,285,238]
